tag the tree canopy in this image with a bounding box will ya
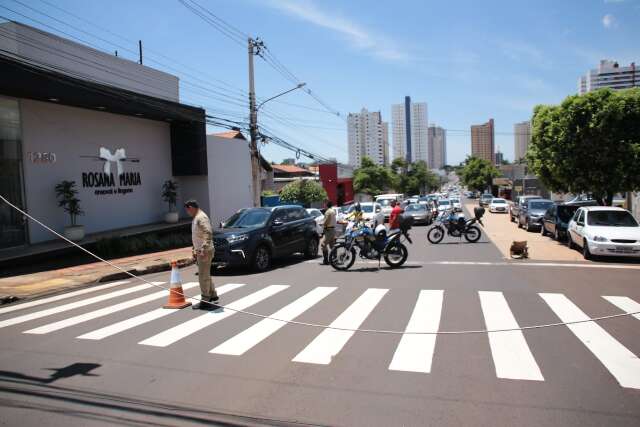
[390,158,440,195]
[279,179,327,207]
[352,157,395,196]
[528,88,640,205]
[459,156,500,192]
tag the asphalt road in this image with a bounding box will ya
[0,222,639,426]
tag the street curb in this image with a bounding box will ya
[97,257,196,282]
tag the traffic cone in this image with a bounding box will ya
[163,261,192,309]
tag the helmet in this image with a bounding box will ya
[375,224,387,239]
[354,203,362,212]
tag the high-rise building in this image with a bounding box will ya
[578,60,638,94]
[470,119,495,163]
[514,121,531,162]
[427,125,446,170]
[347,108,389,167]
[495,150,504,165]
[391,96,428,163]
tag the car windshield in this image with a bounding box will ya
[377,199,392,207]
[450,199,460,203]
[438,200,450,206]
[492,199,506,203]
[587,210,638,227]
[529,201,553,210]
[348,204,374,213]
[406,204,425,212]
[223,209,271,228]
[557,206,578,222]
[307,210,321,218]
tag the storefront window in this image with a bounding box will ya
[0,97,26,249]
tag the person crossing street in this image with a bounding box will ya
[184,200,219,309]
[320,201,337,265]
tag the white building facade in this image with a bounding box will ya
[391,96,428,164]
[347,108,389,167]
[514,121,531,162]
[578,60,638,94]
[427,125,446,170]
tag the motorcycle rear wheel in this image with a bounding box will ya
[427,226,445,244]
[384,243,408,268]
[464,225,482,243]
[329,244,356,270]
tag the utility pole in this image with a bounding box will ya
[248,37,262,207]
[138,40,143,65]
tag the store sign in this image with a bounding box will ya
[80,147,141,196]
[27,151,56,164]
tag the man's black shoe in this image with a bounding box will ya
[192,301,215,310]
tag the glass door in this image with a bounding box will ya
[0,97,27,250]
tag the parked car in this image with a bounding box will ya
[567,206,640,260]
[404,203,433,225]
[479,193,493,207]
[450,197,462,212]
[540,204,579,241]
[375,193,404,220]
[489,198,509,213]
[306,208,325,235]
[510,195,542,223]
[213,205,319,271]
[518,199,555,231]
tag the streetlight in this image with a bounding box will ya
[257,82,306,111]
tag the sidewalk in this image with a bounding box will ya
[464,201,586,262]
[0,246,195,302]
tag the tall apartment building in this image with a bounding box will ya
[391,96,428,163]
[427,125,447,170]
[578,60,638,94]
[514,120,531,162]
[470,119,495,163]
[347,108,389,167]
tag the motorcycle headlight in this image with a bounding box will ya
[592,235,608,242]
[227,234,249,244]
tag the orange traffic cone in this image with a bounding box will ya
[163,261,192,309]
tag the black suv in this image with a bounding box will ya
[212,205,319,271]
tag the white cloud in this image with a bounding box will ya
[602,14,617,28]
[265,0,410,62]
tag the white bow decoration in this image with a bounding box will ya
[99,147,127,177]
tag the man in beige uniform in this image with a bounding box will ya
[184,200,218,309]
[320,201,337,265]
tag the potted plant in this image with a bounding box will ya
[162,179,179,223]
[55,180,85,241]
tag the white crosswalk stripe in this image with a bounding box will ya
[23,282,172,334]
[540,293,640,389]
[0,281,130,316]
[211,287,336,356]
[479,291,544,381]
[388,290,443,373]
[292,288,388,365]
[138,285,288,347]
[602,296,640,321]
[0,282,153,329]
[77,283,246,340]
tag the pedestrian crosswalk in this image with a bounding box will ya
[0,279,639,389]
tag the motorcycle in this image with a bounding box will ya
[427,206,484,244]
[329,216,413,270]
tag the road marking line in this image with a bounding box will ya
[77,283,246,340]
[292,288,388,365]
[0,281,130,316]
[138,285,288,347]
[388,290,443,373]
[602,296,640,321]
[210,287,336,356]
[479,291,544,381]
[429,261,640,270]
[0,282,153,329]
[23,282,172,334]
[540,293,640,389]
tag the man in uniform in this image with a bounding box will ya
[184,200,218,309]
[320,200,337,265]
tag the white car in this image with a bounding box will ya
[342,202,385,227]
[437,199,452,215]
[306,208,325,235]
[568,206,640,259]
[489,198,509,213]
[375,194,404,220]
[450,197,462,212]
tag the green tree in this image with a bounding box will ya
[281,158,296,165]
[528,88,640,205]
[352,157,394,196]
[279,179,327,207]
[460,156,500,192]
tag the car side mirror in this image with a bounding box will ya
[577,221,584,226]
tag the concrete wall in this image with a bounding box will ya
[0,22,179,102]
[21,99,175,243]
[206,135,253,225]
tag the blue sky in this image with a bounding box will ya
[2,0,639,165]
